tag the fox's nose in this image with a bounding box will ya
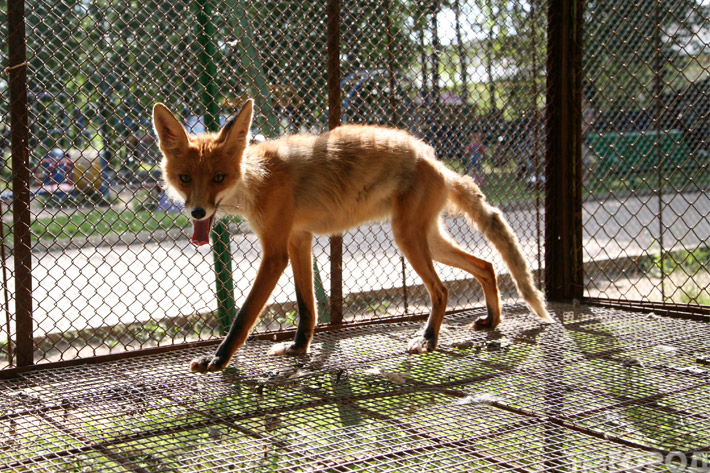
[191,207,206,220]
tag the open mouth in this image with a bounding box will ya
[191,215,214,246]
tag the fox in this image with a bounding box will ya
[152,99,552,373]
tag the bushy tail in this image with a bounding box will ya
[445,170,552,323]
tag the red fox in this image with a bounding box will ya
[152,99,552,373]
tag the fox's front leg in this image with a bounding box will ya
[190,248,289,373]
[270,231,316,356]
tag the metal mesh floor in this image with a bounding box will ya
[2,303,709,472]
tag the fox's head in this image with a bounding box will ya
[152,99,253,244]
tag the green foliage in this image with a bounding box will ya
[3,0,555,138]
[12,0,418,136]
[651,246,709,277]
[679,284,710,305]
[644,245,710,305]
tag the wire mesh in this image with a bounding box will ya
[582,0,710,307]
[1,303,709,472]
[2,0,708,369]
[1,0,548,367]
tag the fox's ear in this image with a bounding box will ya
[152,103,190,154]
[217,99,253,155]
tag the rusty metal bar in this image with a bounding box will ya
[653,1,666,303]
[584,297,710,321]
[1,418,223,471]
[327,0,343,325]
[35,408,152,473]
[2,307,483,379]
[531,0,543,288]
[482,395,682,461]
[0,199,13,366]
[7,0,33,367]
[544,0,585,301]
[0,339,220,379]
[384,0,410,313]
[384,0,397,126]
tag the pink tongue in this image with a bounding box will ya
[191,216,214,246]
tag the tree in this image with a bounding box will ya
[584,0,710,111]
[435,0,546,119]
[452,0,469,102]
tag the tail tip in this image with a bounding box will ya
[528,299,553,324]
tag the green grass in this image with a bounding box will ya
[644,246,710,305]
[28,208,192,242]
[483,169,539,205]
[679,285,710,305]
[652,246,709,276]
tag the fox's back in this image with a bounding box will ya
[249,125,439,234]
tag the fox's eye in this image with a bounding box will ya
[213,173,226,183]
[178,174,191,184]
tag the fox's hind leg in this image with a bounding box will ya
[428,225,502,330]
[392,167,449,354]
[394,223,448,354]
[270,231,316,356]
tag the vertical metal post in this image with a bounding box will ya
[195,0,237,334]
[7,0,33,366]
[327,0,343,325]
[326,2,361,429]
[653,0,666,302]
[384,0,409,313]
[544,0,585,301]
[531,0,543,287]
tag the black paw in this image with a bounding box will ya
[190,354,230,373]
[471,315,500,331]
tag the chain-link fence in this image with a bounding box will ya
[1,0,708,371]
[582,0,710,308]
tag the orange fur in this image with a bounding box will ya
[152,99,552,373]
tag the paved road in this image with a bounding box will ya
[2,191,708,341]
